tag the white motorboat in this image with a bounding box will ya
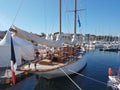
[107,67,120,90]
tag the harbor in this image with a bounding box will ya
[0,0,120,90]
[27,50,120,90]
[0,49,120,90]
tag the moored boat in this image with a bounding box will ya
[20,45,86,79]
[107,67,120,90]
[10,0,87,79]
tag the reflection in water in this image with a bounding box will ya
[34,76,79,90]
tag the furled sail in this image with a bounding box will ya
[10,25,62,47]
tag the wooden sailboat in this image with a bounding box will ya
[16,0,87,79]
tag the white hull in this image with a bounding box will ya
[107,76,120,90]
[34,56,86,79]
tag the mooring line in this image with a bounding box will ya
[59,68,82,90]
[68,69,107,85]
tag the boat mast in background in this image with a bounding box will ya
[59,0,62,34]
[74,0,77,35]
[73,0,85,35]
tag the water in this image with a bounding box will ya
[5,50,120,90]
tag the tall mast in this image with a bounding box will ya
[74,0,77,35]
[59,0,62,34]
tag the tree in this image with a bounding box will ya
[40,32,46,37]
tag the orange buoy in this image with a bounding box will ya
[24,71,28,76]
[6,78,11,84]
[108,67,113,76]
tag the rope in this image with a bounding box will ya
[59,68,82,90]
[68,69,107,85]
[12,0,23,25]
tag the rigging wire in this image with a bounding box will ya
[43,0,47,34]
[59,68,82,90]
[68,69,107,85]
[11,0,24,25]
[66,12,73,34]
[64,0,72,34]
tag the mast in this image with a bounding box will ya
[59,0,62,34]
[73,0,85,34]
[74,0,77,35]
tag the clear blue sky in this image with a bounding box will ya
[0,0,120,36]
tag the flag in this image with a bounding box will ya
[11,35,16,85]
[78,15,81,27]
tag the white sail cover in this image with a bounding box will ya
[71,34,79,45]
[53,34,64,46]
[46,35,51,41]
[0,31,34,67]
[10,25,62,47]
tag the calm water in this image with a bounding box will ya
[7,49,120,90]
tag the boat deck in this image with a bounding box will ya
[20,59,67,72]
[20,48,84,72]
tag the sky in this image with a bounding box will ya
[0,0,120,36]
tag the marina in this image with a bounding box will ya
[0,49,120,90]
[0,0,120,90]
